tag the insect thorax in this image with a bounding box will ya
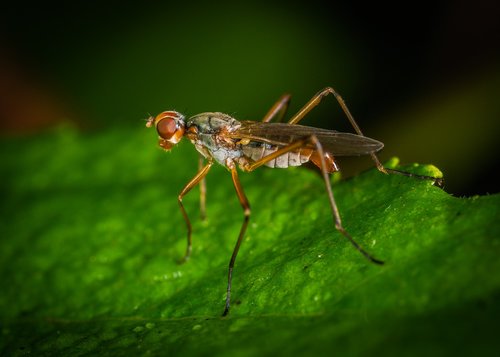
[188,113,244,166]
[187,112,240,133]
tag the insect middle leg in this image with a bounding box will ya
[288,87,443,186]
[177,160,213,263]
[223,138,383,316]
[243,137,384,263]
[223,165,251,316]
[198,155,207,221]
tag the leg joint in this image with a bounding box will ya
[318,86,337,97]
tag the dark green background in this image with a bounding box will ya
[1,2,500,356]
[2,1,499,195]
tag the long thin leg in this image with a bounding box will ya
[198,155,207,221]
[241,136,383,264]
[261,93,291,122]
[222,137,382,315]
[223,166,251,316]
[287,87,387,171]
[308,135,384,265]
[178,160,213,263]
[288,87,443,186]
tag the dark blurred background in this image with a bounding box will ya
[1,1,499,196]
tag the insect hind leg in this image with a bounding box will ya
[287,87,387,172]
[288,87,443,186]
[384,167,444,187]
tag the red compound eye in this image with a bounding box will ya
[156,118,177,139]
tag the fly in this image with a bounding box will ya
[146,87,442,316]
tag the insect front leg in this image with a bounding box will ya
[223,165,251,316]
[177,160,213,264]
[242,137,384,265]
[261,93,291,122]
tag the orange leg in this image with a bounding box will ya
[222,136,384,316]
[223,166,251,316]
[242,136,383,265]
[287,87,387,172]
[178,160,213,263]
[198,155,207,221]
[261,93,291,122]
[288,87,443,186]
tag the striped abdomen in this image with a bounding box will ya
[242,142,311,168]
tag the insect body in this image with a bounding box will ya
[146,87,440,316]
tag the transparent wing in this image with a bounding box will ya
[230,121,384,156]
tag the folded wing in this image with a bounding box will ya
[232,122,383,156]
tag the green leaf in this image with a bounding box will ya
[1,125,499,355]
